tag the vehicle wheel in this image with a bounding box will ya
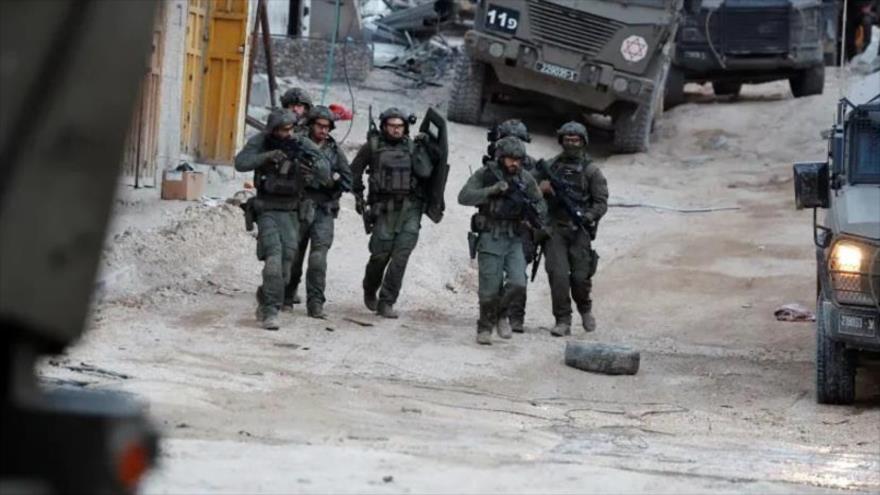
[614,57,667,153]
[790,65,825,98]
[712,81,742,97]
[815,296,856,405]
[664,64,686,108]
[447,54,486,124]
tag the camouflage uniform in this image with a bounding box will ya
[532,122,608,336]
[459,137,547,345]
[286,106,353,317]
[350,108,434,318]
[234,109,332,329]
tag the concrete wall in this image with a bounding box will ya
[254,36,372,83]
[155,0,187,174]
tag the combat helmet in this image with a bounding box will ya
[306,105,336,130]
[497,119,531,142]
[494,136,527,160]
[265,108,297,132]
[280,87,313,109]
[556,121,589,145]
[379,107,415,134]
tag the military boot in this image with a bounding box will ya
[510,318,525,334]
[496,318,513,339]
[581,310,596,333]
[364,290,378,312]
[262,314,280,331]
[307,302,326,319]
[377,301,399,319]
[476,302,496,345]
[550,318,571,337]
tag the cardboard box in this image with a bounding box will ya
[161,170,205,201]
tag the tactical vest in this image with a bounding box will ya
[479,164,523,222]
[370,136,416,198]
[550,159,591,205]
[256,138,302,203]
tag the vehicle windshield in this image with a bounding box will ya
[848,113,880,183]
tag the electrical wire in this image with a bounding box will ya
[320,0,342,105]
[339,36,357,145]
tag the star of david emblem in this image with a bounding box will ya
[620,35,649,63]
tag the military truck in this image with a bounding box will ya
[666,0,827,106]
[447,0,686,153]
[793,77,879,405]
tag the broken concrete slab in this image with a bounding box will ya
[564,342,640,375]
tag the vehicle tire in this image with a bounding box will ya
[447,54,486,124]
[815,296,856,405]
[790,65,825,98]
[712,81,742,97]
[664,64,685,108]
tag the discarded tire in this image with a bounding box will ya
[564,342,640,375]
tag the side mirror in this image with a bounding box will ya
[793,162,830,209]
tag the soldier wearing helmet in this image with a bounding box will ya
[484,119,540,333]
[279,87,313,130]
[533,121,608,336]
[350,107,435,318]
[458,136,547,345]
[485,119,537,172]
[234,108,333,330]
[284,105,353,318]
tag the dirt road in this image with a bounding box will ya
[42,70,879,493]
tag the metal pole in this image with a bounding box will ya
[245,0,261,110]
[259,0,277,107]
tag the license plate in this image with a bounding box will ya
[839,313,878,338]
[536,62,579,82]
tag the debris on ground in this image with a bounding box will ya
[564,342,641,375]
[365,0,456,42]
[774,303,816,322]
[375,35,459,87]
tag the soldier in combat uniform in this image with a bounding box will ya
[350,108,435,318]
[459,136,547,345]
[533,122,608,336]
[280,87,312,134]
[284,106,353,318]
[234,109,331,330]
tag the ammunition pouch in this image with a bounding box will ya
[260,175,301,197]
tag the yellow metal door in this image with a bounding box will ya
[181,0,208,155]
[198,0,248,163]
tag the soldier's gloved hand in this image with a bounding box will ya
[263,149,287,165]
[355,196,366,215]
[539,180,554,196]
[489,181,509,195]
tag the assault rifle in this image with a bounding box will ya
[502,175,549,282]
[536,159,598,240]
[355,106,381,234]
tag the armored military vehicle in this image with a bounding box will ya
[667,0,828,106]
[448,0,686,153]
[793,75,879,405]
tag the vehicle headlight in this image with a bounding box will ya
[828,240,880,307]
[831,243,863,273]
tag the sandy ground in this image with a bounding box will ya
[40,67,880,493]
